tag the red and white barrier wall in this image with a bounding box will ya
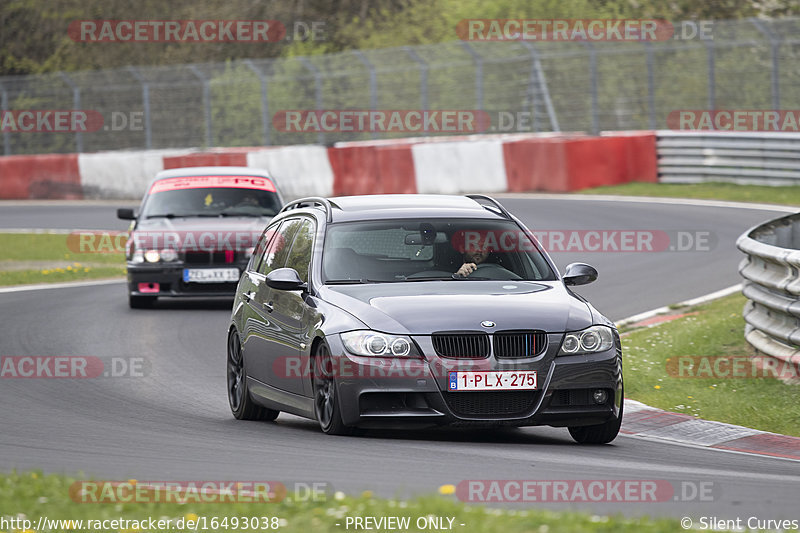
[0,132,656,200]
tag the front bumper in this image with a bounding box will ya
[127,263,246,298]
[326,333,623,429]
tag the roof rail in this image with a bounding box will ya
[279,197,333,222]
[466,194,512,220]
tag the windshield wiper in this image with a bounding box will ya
[146,213,191,219]
[402,275,457,282]
[324,278,369,285]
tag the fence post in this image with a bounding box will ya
[188,66,213,148]
[644,42,657,130]
[460,42,483,111]
[244,60,270,146]
[750,18,781,109]
[299,58,325,145]
[0,81,10,155]
[580,42,599,135]
[352,51,378,140]
[58,72,83,152]
[520,42,559,133]
[127,67,152,150]
[403,47,429,135]
[705,40,716,110]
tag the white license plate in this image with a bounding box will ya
[183,268,240,283]
[448,371,537,391]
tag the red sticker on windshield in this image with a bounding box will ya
[149,175,276,194]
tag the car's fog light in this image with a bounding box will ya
[592,389,608,404]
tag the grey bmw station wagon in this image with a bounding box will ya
[227,194,623,443]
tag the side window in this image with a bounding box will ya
[284,219,315,283]
[251,221,282,273]
[257,218,302,276]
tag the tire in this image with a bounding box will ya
[568,389,623,444]
[312,341,355,436]
[227,330,279,421]
[129,294,156,309]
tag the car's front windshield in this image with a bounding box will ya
[141,177,281,219]
[322,218,556,283]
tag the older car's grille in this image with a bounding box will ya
[493,330,547,358]
[443,391,539,417]
[184,250,239,265]
[431,332,489,359]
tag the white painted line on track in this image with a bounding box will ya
[0,278,124,294]
[494,192,797,212]
[615,283,742,327]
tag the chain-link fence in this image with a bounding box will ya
[2,17,800,155]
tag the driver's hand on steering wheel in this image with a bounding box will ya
[456,262,478,277]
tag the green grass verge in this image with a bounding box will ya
[0,472,682,533]
[579,181,800,206]
[0,233,126,263]
[623,293,800,437]
[0,233,126,286]
[0,266,127,286]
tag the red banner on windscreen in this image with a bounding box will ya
[149,176,276,194]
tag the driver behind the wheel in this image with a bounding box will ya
[455,241,491,277]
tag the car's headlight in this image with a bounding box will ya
[160,248,178,262]
[131,249,145,264]
[144,249,161,263]
[558,325,614,355]
[340,331,420,357]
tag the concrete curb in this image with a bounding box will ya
[619,287,800,461]
[622,399,800,461]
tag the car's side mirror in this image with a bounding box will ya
[117,208,136,220]
[266,268,307,291]
[563,263,598,286]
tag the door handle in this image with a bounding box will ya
[243,291,255,301]
[265,301,274,313]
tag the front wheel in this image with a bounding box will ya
[227,330,279,421]
[312,342,355,436]
[568,390,623,444]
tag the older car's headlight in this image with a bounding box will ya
[558,325,614,355]
[340,331,420,357]
[160,248,178,262]
[144,249,161,263]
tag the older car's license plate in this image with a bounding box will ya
[183,268,240,283]
[448,371,537,391]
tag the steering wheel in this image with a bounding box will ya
[467,263,522,280]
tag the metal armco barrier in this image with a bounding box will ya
[658,131,800,185]
[737,213,800,371]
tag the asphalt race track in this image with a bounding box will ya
[1,196,798,520]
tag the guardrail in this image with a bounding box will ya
[657,131,800,185]
[736,213,800,372]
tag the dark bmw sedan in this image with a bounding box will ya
[227,194,623,443]
[118,166,284,308]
